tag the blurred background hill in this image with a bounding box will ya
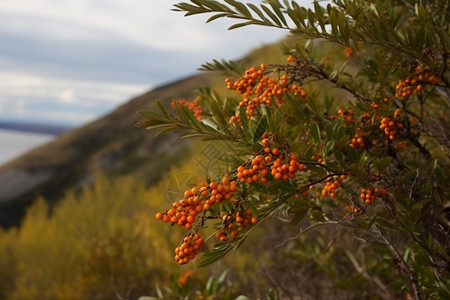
[0,72,212,227]
[0,39,289,227]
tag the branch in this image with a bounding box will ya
[373,225,425,300]
[276,221,340,248]
[345,250,393,299]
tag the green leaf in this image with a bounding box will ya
[374,156,393,172]
[310,123,321,144]
[224,0,251,17]
[310,209,326,222]
[268,0,288,27]
[137,110,170,122]
[197,244,233,267]
[235,296,251,300]
[228,21,252,30]
[217,270,228,284]
[307,164,327,178]
[261,4,282,27]
[207,12,231,23]
[247,201,259,217]
[334,135,350,150]
[325,124,334,140]
[346,145,359,163]
[253,116,268,142]
[276,180,297,192]
[333,121,346,139]
[239,106,249,133]
[156,100,171,120]
[247,3,270,23]
[404,159,420,169]
[323,141,335,157]
[154,125,182,137]
[334,150,345,167]
[314,0,325,31]
[289,198,312,226]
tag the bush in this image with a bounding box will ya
[0,172,185,299]
[138,1,450,299]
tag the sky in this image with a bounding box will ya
[0,0,288,127]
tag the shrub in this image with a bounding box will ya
[137,1,450,299]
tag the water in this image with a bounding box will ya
[0,129,54,167]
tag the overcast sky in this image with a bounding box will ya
[0,0,289,127]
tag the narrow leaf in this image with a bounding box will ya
[310,123,321,144]
[260,4,282,27]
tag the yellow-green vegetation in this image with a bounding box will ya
[0,169,189,299]
[0,158,275,299]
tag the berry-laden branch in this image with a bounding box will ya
[140,2,450,294]
[154,131,356,265]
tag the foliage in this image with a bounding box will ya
[0,171,191,299]
[137,0,450,299]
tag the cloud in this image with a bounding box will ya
[0,72,149,125]
[0,0,288,126]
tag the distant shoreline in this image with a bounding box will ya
[0,122,73,136]
[0,129,55,167]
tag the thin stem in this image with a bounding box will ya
[373,225,425,300]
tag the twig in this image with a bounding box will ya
[373,225,425,300]
[345,250,393,299]
[276,221,339,248]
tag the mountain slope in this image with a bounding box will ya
[0,37,296,228]
[0,72,216,227]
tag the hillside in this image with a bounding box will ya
[0,37,299,228]
[0,72,218,227]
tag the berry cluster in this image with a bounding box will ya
[310,152,323,164]
[237,156,269,184]
[237,133,306,184]
[321,175,347,198]
[171,98,203,121]
[379,116,404,140]
[156,186,205,230]
[350,129,366,149]
[177,270,194,287]
[338,109,354,123]
[360,187,387,204]
[395,65,443,99]
[175,234,204,265]
[226,64,306,122]
[271,153,305,181]
[216,209,258,242]
[156,177,237,230]
[203,178,237,211]
[344,47,354,58]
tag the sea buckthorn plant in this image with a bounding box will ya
[137,1,449,299]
